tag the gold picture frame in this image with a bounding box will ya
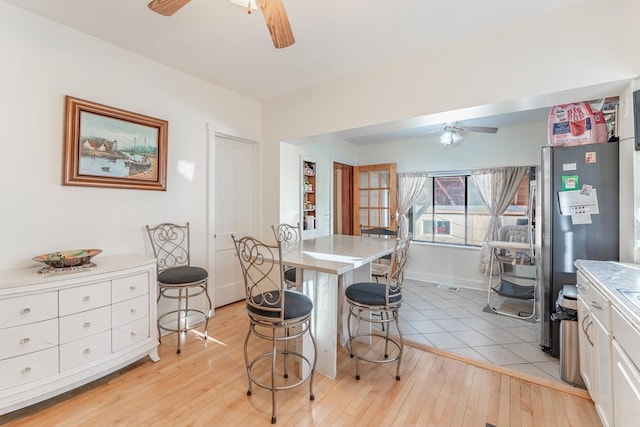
[63,96,168,191]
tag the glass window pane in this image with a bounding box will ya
[410,179,432,241]
[359,171,369,188]
[359,209,368,227]
[370,189,380,208]
[370,171,379,188]
[380,171,390,189]
[370,210,380,226]
[380,189,389,208]
[467,178,490,245]
[359,190,368,207]
[380,210,390,227]
[434,177,464,244]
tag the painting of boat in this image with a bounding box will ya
[125,156,152,174]
[124,137,152,175]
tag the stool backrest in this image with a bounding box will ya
[272,223,301,245]
[231,234,286,322]
[145,222,192,274]
[384,234,412,304]
[360,225,398,239]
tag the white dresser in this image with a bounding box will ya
[0,254,159,415]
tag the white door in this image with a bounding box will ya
[213,135,255,307]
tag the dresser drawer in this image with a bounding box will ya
[112,273,149,304]
[112,317,150,352]
[59,306,111,344]
[0,347,59,391]
[59,282,110,316]
[0,292,58,328]
[59,330,111,372]
[112,294,148,328]
[0,318,58,360]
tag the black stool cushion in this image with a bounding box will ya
[284,267,296,283]
[249,290,313,320]
[159,266,208,285]
[345,282,402,306]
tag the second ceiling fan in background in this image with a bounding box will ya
[439,123,499,145]
[147,0,295,49]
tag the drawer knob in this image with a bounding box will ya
[22,367,31,374]
[83,348,91,355]
[82,296,91,302]
[83,322,92,328]
[129,285,137,291]
[21,308,31,315]
[130,309,137,314]
[130,332,137,337]
[20,337,30,345]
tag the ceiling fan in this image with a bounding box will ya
[147,0,295,49]
[439,123,499,145]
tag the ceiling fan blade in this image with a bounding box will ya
[461,126,499,134]
[259,0,295,49]
[147,0,191,16]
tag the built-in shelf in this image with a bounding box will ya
[302,159,317,233]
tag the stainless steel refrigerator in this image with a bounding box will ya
[536,142,619,357]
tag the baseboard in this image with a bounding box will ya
[405,272,487,292]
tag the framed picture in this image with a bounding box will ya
[63,96,168,190]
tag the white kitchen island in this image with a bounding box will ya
[281,234,396,378]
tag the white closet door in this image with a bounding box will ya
[213,135,255,307]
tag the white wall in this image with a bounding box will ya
[267,0,640,288]
[0,3,261,272]
[279,140,360,237]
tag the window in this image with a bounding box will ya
[409,170,531,246]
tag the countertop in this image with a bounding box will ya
[574,259,640,325]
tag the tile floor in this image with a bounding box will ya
[400,278,563,384]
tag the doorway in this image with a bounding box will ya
[353,163,397,233]
[333,161,354,235]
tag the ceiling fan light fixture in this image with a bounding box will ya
[230,0,258,12]
[440,129,463,145]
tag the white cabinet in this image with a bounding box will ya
[611,306,640,427]
[0,254,159,415]
[576,271,614,427]
[577,296,594,391]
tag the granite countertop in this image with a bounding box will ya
[574,259,640,325]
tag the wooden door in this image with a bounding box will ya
[333,162,353,235]
[354,163,397,234]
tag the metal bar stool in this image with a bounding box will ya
[146,222,212,354]
[231,232,316,424]
[272,223,301,289]
[346,234,411,381]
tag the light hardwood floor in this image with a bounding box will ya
[1,301,601,426]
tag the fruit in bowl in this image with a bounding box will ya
[33,249,102,268]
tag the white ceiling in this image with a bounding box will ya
[4,0,586,101]
[4,0,622,143]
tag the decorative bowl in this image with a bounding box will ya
[33,249,102,268]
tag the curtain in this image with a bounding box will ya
[396,172,429,239]
[472,166,528,275]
